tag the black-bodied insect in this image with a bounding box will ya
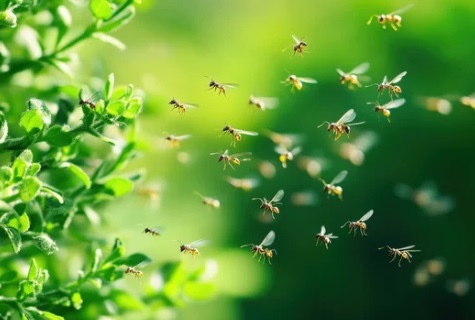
[143,226,163,237]
[210,150,252,170]
[78,89,99,109]
[169,98,197,113]
[125,264,144,278]
[253,189,285,219]
[341,210,374,236]
[315,225,338,249]
[206,77,237,97]
[379,245,421,267]
[241,230,277,264]
[177,239,208,256]
[282,35,308,56]
[320,170,348,200]
[249,95,279,111]
[222,124,258,146]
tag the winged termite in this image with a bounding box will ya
[241,230,277,264]
[210,150,252,170]
[320,170,347,200]
[275,144,301,168]
[379,245,421,267]
[341,210,374,236]
[318,109,365,140]
[225,176,259,191]
[337,62,370,89]
[222,124,258,146]
[164,134,191,147]
[315,225,338,249]
[253,189,284,219]
[283,74,317,91]
[142,226,163,237]
[205,77,237,97]
[282,35,308,56]
[194,192,220,208]
[125,263,146,278]
[367,4,414,31]
[78,89,99,109]
[369,98,406,122]
[339,131,378,166]
[367,71,407,99]
[169,98,197,113]
[249,95,279,111]
[177,239,208,256]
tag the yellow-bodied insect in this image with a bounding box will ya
[249,95,279,111]
[275,144,301,168]
[341,210,374,236]
[194,192,220,208]
[282,35,308,56]
[369,98,406,122]
[367,71,407,100]
[177,239,208,256]
[164,134,191,147]
[225,176,259,191]
[206,77,237,97]
[337,62,370,89]
[315,225,338,249]
[169,98,197,113]
[320,170,348,200]
[318,109,365,141]
[210,150,252,170]
[222,124,258,146]
[379,245,421,267]
[460,93,475,109]
[125,265,144,279]
[283,74,317,91]
[253,189,284,219]
[339,131,378,166]
[241,230,277,264]
[143,226,163,237]
[367,4,414,31]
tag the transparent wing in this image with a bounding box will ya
[390,4,414,15]
[275,144,289,154]
[187,239,209,248]
[349,62,370,75]
[347,121,365,127]
[291,146,302,156]
[254,97,279,109]
[337,109,356,124]
[396,245,416,250]
[297,77,317,84]
[270,189,285,203]
[336,69,346,76]
[320,225,326,235]
[223,83,238,88]
[384,98,406,110]
[331,170,348,184]
[388,71,407,84]
[235,129,259,136]
[359,209,374,222]
[182,103,198,109]
[327,234,338,239]
[292,34,302,44]
[173,134,192,141]
[229,151,252,158]
[382,76,388,85]
[260,230,276,247]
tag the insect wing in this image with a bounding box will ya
[182,103,197,109]
[331,170,348,185]
[297,77,317,84]
[229,151,252,158]
[291,146,302,156]
[235,129,259,136]
[223,83,238,88]
[396,245,416,251]
[292,34,303,44]
[326,233,338,239]
[275,144,288,155]
[349,62,370,75]
[359,209,374,222]
[390,4,414,15]
[337,109,356,125]
[384,98,406,110]
[347,121,365,127]
[187,239,209,248]
[388,71,407,84]
[381,76,388,85]
[260,230,276,247]
[320,225,326,236]
[270,189,285,203]
[336,68,346,77]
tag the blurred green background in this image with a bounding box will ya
[29,0,475,319]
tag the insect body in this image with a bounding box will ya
[169,98,197,113]
[241,230,277,264]
[368,72,407,100]
[367,4,414,31]
[210,150,252,170]
[165,134,191,147]
[194,192,220,208]
[206,77,237,97]
[282,35,308,56]
[283,74,317,91]
[337,62,370,89]
[319,109,365,140]
[341,210,374,236]
[320,170,348,200]
[370,98,405,122]
[275,144,301,168]
[78,90,99,109]
[125,266,144,278]
[222,124,258,146]
[143,226,162,237]
[178,239,208,256]
[379,245,421,267]
[249,95,279,111]
[253,189,284,219]
[315,225,338,249]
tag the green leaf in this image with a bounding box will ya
[96,265,123,281]
[104,73,115,101]
[104,238,125,264]
[0,112,8,143]
[26,163,41,177]
[27,259,38,280]
[59,163,91,189]
[33,233,58,255]
[20,109,44,133]
[27,98,52,127]
[43,125,74,147]
[106,100,126,116]
[41,186,64,204]
[55,5,72,47]
[114,253,151,267]
[0,8,17,28]
[123,97,143,119]
[103,177,134,197]
[0,224,21,253]
[90,0,113,20]
[184,282,216,301]
[18,280,36,300]
[109,290,144,310]
[0,166,13,183]
[45,59,73,78]
[71,292,83,310]
[18,149,33,164]
[93,33,126,50]
[18,213,30,233]
[97,5,135,33]
[40,311,64,320]
[19,177,42,202]
[91,248,102,272]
